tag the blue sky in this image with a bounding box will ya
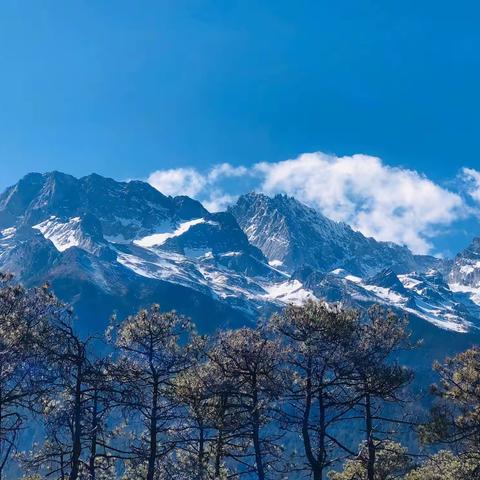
[0,1,479,255]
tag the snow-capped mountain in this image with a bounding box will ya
[0,172,479,337]
[293,267,480,333]
[229,192,480,333]
[229,192,443,276]
[448,237,480,305]
[0,172,308,330]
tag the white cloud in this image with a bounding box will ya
[147,164,246,213]
[147,153,467,254]
[462,167,480,203]
[256,153,464,253]
[202,191,238,213]
[207,163,249,182]
[148,168,206,198]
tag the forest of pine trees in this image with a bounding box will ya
[1,271,479,480]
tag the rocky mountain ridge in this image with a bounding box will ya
[1,171,479,335]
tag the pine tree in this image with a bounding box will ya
[109,305,195,480]
[24,316,112,480]
[269,301,359,480]
[207,327,287,479]
[406,450,479,480]
[420,346,480,475]
[347,307,414,480]
[328,440,411,480]
[0,275,61,479]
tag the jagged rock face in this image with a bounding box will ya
[0,172,479,335]
[229,193,439,276]
[446,237,480,309]
[293,266,480,333]
[0,173,290,331]
[449,237,480,288]
[366,268,409,295]
[0,172,208,240]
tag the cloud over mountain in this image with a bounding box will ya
[148,168,207,198]
[462,167,480,204]
[147,152,466,254]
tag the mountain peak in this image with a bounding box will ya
[0,172,211,240]
[449,236,480,289]
[230,192,427,276]
[1,172,478,335]
[367,268,407,293]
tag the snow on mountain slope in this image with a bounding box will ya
[0,171,208,240]
[449,283,480,306]
[0,173,308,325]
[449,237,480,285]
[398,271,478,332]
[0,227,16,263]
[262,279,316,304]
[0,171,479,335]
[115,218,294,315]
[293,267,479,332]
[448,237,480,309]
[133,218,207,248]
[33,216,83,252]
[230,193,442,276]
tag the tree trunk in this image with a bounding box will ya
[251,374,266,480]
[146,379,159,480]
[302,357,322,480]
[214,427,224,478]
[198,419,205,479]
[316,386,326,480]
[60,451,66,480]
[365,390,375,480]
[214,395,227,478]
[89,388,99,480]
[69,365,83,480]
[0,365,11,480]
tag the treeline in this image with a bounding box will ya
[0,272,479,480]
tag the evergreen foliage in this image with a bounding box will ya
[0,275,478,479]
